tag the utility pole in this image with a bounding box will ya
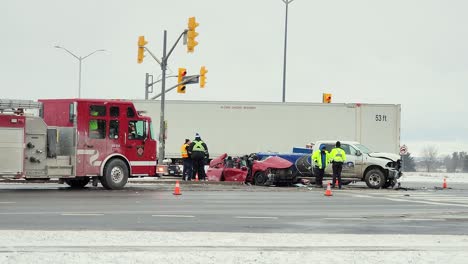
[281,0,294,103]
[54,46,105,98]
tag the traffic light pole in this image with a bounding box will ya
[158,30,188,165]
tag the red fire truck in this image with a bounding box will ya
[0,99,165,189]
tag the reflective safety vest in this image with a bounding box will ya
[181,143,189,158]
[312,149,330,169]
[330,147,347,162]
[89,111,98,131]
[192,140,206,152]
[89,120,98,131]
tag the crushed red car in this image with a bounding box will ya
[206,153,295,186]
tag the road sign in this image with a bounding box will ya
[400,145,408,155]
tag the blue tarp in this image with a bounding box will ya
[256,152,313,177]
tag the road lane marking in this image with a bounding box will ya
[402,218,446,221]
[61,213,104,216]
[323,217,367,221]
[0,202,16,204]
[385,198,468,207]
[152,215,195,218]
[351,195,373,198]
[235,216,278,219]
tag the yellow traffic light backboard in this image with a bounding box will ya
[137,36,148,64]
[322,93,332,103]
[200,66,208,88]
[177,68,187,93]
[187,17,199,53]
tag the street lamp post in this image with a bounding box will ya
[281,0,294,103]
[54,46,106,98]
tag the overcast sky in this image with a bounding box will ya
[2,0,467,157]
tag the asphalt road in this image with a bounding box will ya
[1,181,468,235]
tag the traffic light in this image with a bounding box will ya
[187,17,199,53]
[137,36,148,64]
[177,68,187,93]
[200,66,208,88]
[322,93,332,103]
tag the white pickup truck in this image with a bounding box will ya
[312,141,402,189]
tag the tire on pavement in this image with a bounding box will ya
[65,177,90,189]
[254,172,267,186]
[364,168,386,189]
[102,159,129,190]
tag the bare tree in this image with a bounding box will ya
[422,146,438,172]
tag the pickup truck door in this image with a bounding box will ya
[350,145,365,177]
[340,144,359,179]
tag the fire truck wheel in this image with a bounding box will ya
[102,159,129,190]
[64,177,90,189]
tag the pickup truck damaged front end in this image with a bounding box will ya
[367,152,403,188]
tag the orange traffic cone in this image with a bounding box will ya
[195,173,199,182]
[335,179,339,188]
[324,182,333,196]
[173,180,182,195]
[443,177,447,189]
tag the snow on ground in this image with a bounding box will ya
[1,231,468,264]
[400,172,468,183]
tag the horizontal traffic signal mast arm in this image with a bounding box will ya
[150,75,200,100]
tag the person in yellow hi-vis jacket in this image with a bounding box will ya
[312,144,330,188]
[330,141,347,189]
[181,139,192,181]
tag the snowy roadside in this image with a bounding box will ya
[1,230,467,264]
[400,172,468,183]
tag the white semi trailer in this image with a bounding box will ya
[132,100,401,163]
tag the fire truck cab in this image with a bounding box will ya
[0,99,160,189]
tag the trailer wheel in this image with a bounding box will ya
[254,172,267,186]
[365,169,386,189]
[102,159,129,190]
[64,177,90,189]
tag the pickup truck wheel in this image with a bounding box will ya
[65,177,90,189]
[103,159,129,190]
[365,169,386,189]
[254,172,267,186]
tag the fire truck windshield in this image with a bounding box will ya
[149,121,154,140]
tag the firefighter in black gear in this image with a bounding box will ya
[188,133,209,181]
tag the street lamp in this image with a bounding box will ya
[54,45,106,98]
[281,0,294,103]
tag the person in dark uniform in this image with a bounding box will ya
[330,141,347,189]
[188,133,209,181]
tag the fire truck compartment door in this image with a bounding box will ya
[0,128,24,175]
